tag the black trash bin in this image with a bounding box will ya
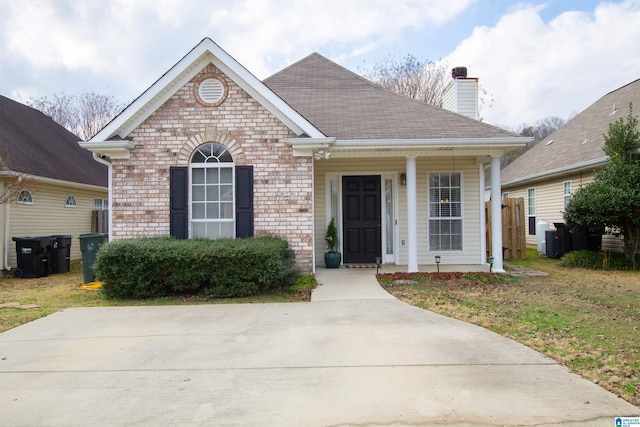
[572,228,603,252]
[49,235,72,274]
[79,233,108,283]
[12,237,53,278]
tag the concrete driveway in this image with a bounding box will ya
[1,268,638,426]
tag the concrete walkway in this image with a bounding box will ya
[0,268,637,426]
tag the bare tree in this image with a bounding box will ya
[0,149,37,205]
[362,54,449,107]
[29,92,126,141]
[501,116,566,167]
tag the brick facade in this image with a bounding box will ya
[111,64,314,271]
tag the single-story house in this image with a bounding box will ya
[501,77,640,251]
[81,38,529,273]
[0,95,108,270]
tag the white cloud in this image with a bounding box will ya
[444,1,640,129]
[207,0,477,77]
[0,0,475,101]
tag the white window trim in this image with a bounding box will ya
[17,189,33,205]
[189,143,236,239]
[65,195,77,208]
[527,187,536,235]
[93,198,108,210]
[563,181,572,208]
[428,172,464,252]
[382,173,399,264]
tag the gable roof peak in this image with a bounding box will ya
[88,37,324,145]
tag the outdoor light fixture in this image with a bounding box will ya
[488,256,494,273]
[314,149,331,160]
[435,255,441,273]
[375,257,382,275]
[400,172,407,186]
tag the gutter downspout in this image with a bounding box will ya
[92,153,112,241]
[3,187,10,270]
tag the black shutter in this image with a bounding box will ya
[170,166,189,239]
[235,165,254,238]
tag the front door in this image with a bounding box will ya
[342,175,381,263]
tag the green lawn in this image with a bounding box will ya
[379,249,640,407]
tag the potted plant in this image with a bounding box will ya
[324,217,341,268]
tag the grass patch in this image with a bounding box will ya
[379,249,640,407]
[0,262,311,333]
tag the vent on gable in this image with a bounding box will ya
[610,103,618,116]
[197,77,226,105]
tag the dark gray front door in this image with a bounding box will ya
[342,175,381,263]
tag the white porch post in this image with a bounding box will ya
[490,155,504,273]
[406,156,418,272]
[479,164,486,265]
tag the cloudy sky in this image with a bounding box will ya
[1,0,639,130]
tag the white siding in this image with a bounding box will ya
[442,79,479,120]
[314,156,482,267]
[4,182,107,268]
[504,171,596,246]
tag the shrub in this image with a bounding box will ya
[288,274,317,293]
[560,250,637,270]
[94,235,299,299]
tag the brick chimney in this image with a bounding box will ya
[442,66,479,120]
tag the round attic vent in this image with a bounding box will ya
[196,77,226,106]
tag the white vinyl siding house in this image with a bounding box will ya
[505,172,596,246]
[0,95,108,274]
[2,181,107,267]
[501,78,640,254]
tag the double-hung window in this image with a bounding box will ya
[429,173,462,251]
[563,181,572,208]
[528,188,536,235]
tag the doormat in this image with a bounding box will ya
[344,264,377,268]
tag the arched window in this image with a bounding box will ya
[17,189,33,205]
[65,195,77,207]
[190,143,234,239]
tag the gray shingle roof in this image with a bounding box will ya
[502,78,640,185]
[0,95,107,187]
[263,53,515,140]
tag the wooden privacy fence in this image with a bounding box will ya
[485,197,526,260]
[91,210,108,234]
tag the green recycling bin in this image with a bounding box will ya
[79,233,108,283]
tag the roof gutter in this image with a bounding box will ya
[0,170,106,191]
[502,156,609,188]
[80,140,135,159]
[286,136,530,156]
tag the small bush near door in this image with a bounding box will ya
[94,235,298,299]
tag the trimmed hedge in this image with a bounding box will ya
[560,250,637,270]
[94,235,299,299]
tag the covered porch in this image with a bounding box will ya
[299,140,510,274]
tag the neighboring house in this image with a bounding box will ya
[0,95,108,271]
[81,38,528,273]
[501,77,640,250]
